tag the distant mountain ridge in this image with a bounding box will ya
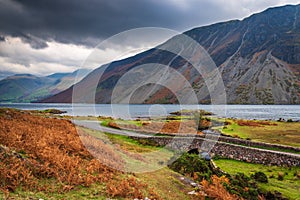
[37,4,300,104]
[0,69,90,103]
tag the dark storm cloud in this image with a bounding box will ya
[0,0,247,48]
[1,0,299,48]
[19,34,48,49]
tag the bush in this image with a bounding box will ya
[277,172,284,181]
[251,172,268,183]
[168,152,212,181]
[108,121,121,129]
[201,175,239,199]
[225,173,260,200]
[293,171,300,179]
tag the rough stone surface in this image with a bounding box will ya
[130,136,300,167]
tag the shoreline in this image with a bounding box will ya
[1,103,300,121]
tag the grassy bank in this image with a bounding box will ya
[219,119,300,147]
[214,159,300,199]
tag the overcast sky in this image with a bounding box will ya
[0,0,299,78]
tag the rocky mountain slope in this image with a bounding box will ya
[0,69,89,102]
[41,4,300,104]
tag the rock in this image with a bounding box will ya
[188,191,197,195]
[190,182,197,187]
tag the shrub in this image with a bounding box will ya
[251,172,268,183]
[168,152,212,181]
[106,176,160,199]
[294,171,300,178]
[265,191,284,199]
[201,175,239,200]
[277,172,284,181]
[224,120,232,125]
[108,121,121,129]
[226,173,260,200]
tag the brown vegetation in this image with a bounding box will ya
[201,175,240,200]
[108,121,121,129]
[0,108,159,199]
[119,120,200,135]
[236,120,277,127]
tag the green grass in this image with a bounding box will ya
[214,159,300,200]
[218,119,300,147]
[115,119,144,127]
[2,183,109,200]
[103,133,196,199]
[136,168,196,200]
[104,132,174,172]
[79,127,195,199]
[100,119,111,127]
[105,133,161,153]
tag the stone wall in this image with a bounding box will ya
[215,135,300,153]
[130,136,300,167]
[134,130,300,153]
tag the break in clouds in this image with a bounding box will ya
[0,0,299,76]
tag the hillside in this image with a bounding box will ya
[41,4,300,104]
[0,108,208,199]
[0,108,161,199]
[0,69,89,103]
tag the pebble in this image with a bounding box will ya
[190,182,197,187]
[188,190,197,195]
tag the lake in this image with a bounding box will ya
[0,103,300,121]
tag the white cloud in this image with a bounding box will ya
[0,42,151,77]
[0,36,157,76]
[0,28,177,76]
[0,37,92,75]
[211,0,300,18]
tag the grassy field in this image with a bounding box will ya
[81,127,175,172]
[87,130,198,200]
[214,159,300,200]
[218,119,300,147]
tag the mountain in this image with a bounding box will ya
[0,71,14,81]
[0,69,90,103]
[41,4,300,104]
